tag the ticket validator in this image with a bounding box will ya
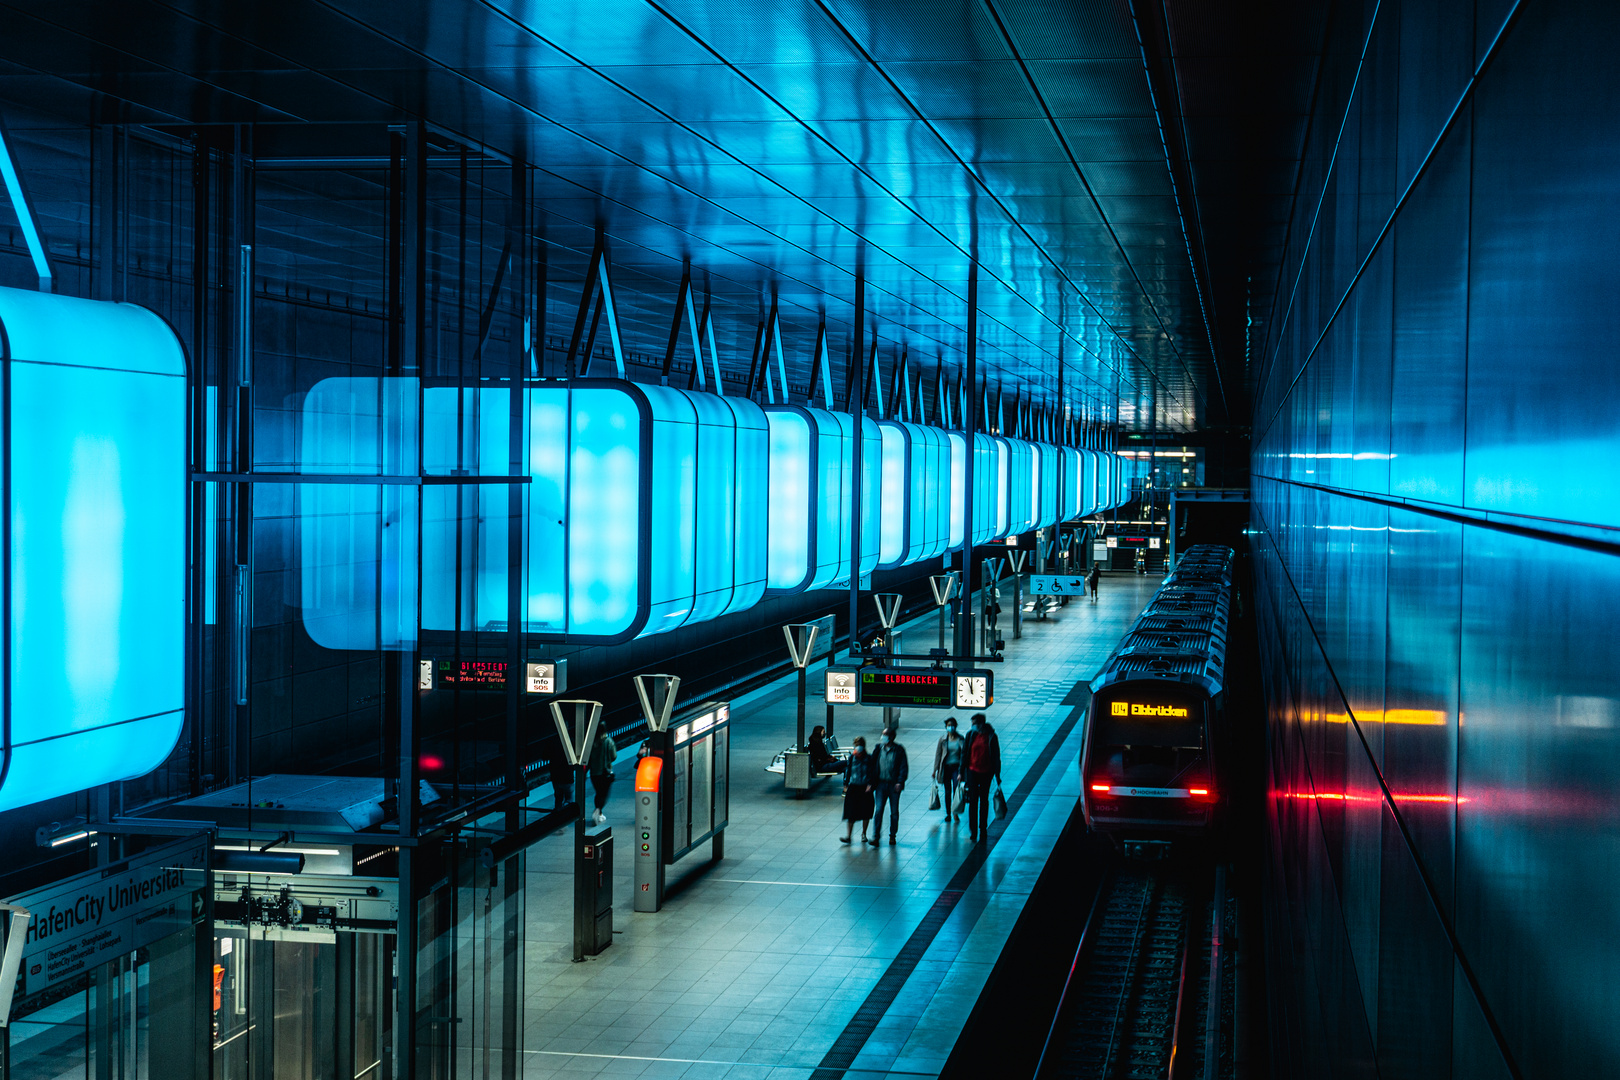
[631,674,731,913]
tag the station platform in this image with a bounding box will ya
[522,574,1163,1079]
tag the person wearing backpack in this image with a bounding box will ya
[961,714,1002,842]
[588,729,618,825]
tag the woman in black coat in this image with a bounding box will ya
[840,738,875,844]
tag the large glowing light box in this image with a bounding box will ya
[765,407,879,593]
[877,421,950,569]
[995,438,1036,538]
[301,379,769,647]
[1036,443,1060,529]
[949,432,1001,547]
[0,288,186,812]
[1060,447,1084,521]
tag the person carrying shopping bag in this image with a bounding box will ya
[932,717,965,823]
[961,713,1002,842]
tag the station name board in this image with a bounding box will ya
[1111,701,1190,718]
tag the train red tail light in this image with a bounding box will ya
[1090,783,1111,793]
[1190,787,1214,801]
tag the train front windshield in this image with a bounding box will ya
[1088,691,1208,790]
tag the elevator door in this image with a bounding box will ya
[212,932,392,1080]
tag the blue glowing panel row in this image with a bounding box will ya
[300,376,1131,649]
[302,380,768,646]
[0,288,186,813]
[877,421,950,570]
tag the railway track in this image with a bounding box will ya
[1035,864,1233,1080]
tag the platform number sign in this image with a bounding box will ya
[954,671,993,709]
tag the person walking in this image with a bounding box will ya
[1086,563,1101,603]
[840,737,876,845]
[588,728,618,824]
[871,727,910,845]
[933,717,965,822]
[961,713,1002,842]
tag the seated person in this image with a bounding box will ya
[808,725,838,773]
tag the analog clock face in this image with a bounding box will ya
[956,675,988,709]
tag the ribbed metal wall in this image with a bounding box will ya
[1250,2,1620,1077]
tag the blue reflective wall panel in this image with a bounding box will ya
[1251,4,1619,1076]
[0,289,186,813]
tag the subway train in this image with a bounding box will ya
[1080,545,1235,857]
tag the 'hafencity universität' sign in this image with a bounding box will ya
[6,836,207,1002]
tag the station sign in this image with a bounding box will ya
[4,837,207,1003]
[526,660,567,695]
[824,669,859,705]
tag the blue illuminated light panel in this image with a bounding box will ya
[1060,447,1082,520]
[877,421,950,569]
[0,288,186,813]
[947,433,966,548]
[1037,444,1060,527]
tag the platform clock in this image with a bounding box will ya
[955,671,993,709]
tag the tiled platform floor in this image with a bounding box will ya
[522,573,1162,1079]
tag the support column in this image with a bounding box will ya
[954,260,978,660]
[847,263,865,661]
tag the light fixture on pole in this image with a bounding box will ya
[782,624,821,751]
[929,574,958,653]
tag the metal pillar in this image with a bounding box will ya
[848,263,865,662]
[954,261,978,660]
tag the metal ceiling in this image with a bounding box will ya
[0,0,1326,432]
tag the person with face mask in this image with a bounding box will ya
[840,738,876,845]
[870,727,910,845]
[961,713,1002,842]
[933,717,965,822]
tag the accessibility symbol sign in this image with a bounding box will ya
[1028,575,1086,595]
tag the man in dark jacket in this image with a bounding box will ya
[870,727,910,845]
[588,729,617,825]
[961,713,1002,842]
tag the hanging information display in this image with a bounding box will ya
[855,669,994,710]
